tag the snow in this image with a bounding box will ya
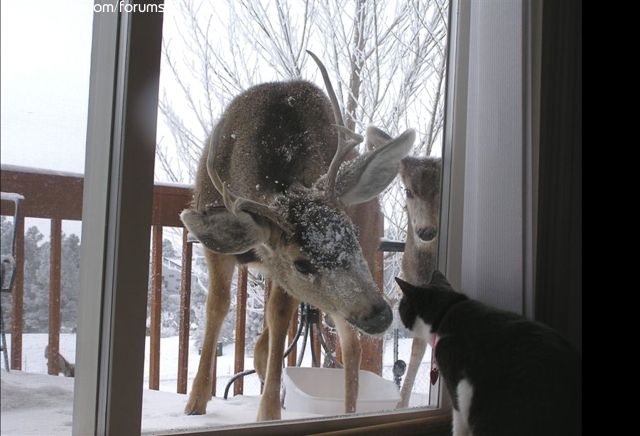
[0,192,25,202]
[1,333,431,435]
[0,164,85,180]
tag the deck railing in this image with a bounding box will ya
[0,165,386,395]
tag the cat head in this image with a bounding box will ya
[396,270,460,341]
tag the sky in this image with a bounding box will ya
[0,0,93,175]
[0,333,430,435]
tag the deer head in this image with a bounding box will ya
[181,53,414,335]
[399,155,441,244]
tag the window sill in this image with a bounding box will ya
[153,409,452,436]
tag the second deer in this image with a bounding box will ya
[397,153,442,408]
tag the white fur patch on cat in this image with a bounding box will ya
[411,317,434,345]
[453,378,473,436]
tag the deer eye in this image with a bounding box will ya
[405,188,414,199]
[294,259,317,275]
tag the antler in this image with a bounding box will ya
[206,126,294,236]
[306,50,363,203]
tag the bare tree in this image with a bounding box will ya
[156,0,449,303]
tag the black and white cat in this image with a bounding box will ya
[396,270,582,436]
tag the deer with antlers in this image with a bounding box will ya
[180,51,415,421]
[396,153,442,408]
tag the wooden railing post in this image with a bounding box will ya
[10,214,24,370]
[149,225,163,390]
[313,309,322,367]
[47,218,62,375]
[234,266,248,396]
[287,305,298,367]
[177,228,192,394]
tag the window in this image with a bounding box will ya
[3,0,583,435]
[1,1,92,435]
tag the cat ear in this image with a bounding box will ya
[429,270,446,282]
[429,270,455,291]
[395,277,414,296]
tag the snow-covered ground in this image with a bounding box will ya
[0,333,432,435]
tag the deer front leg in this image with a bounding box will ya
[185,252,235,415]
[256,285,297,421]
[253,325,269,383]
[333,317,362,414]
[397,336,427,408]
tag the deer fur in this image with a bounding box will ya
[396,154,442,408]
[180,52,415,420]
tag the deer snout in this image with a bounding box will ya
[357,303,393,335]
[417,227,438,242]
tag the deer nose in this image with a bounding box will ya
[417,227,437,242]
[359,303,393,335]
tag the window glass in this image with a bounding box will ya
[1,1,92,435]
[144,0,449,433]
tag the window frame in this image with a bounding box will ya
[73,3,164,434]
[74,0,471,434]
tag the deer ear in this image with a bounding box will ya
[364,125,392,151]
[336,128,415,206]
[180,208,271,254]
